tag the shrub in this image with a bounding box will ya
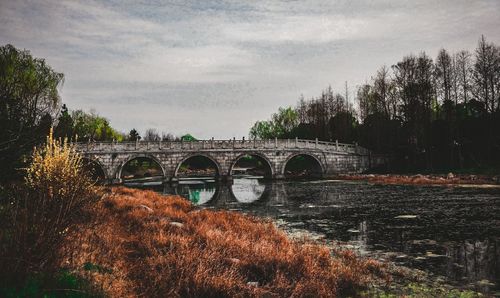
[0,129,98,282]
[0,270,103,298]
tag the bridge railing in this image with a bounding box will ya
[73,139,370,155]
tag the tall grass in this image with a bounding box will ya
[0,129,98,282]
[62,187,388,297]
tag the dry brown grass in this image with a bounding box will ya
[61,187,386,297]
[339,174,499,186]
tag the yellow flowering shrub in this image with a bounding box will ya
[1,129,98,278]
[26,129,93,197]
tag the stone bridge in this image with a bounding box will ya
[74,138,384,183]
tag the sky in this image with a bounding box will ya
[1,0,499,139]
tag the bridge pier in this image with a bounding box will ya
[218,175,233,183]
[107,178,121,185]
[273,174,286,180]
[169,177,180,185]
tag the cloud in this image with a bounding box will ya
[1,0,499,138]
[117,44,256,83]
[222,14,369,43]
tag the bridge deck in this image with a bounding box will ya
[74,138,369,155]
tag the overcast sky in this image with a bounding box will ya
[1,0,499,139]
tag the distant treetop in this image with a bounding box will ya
[180,134,197,142]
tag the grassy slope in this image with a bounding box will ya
[61,187,386,297]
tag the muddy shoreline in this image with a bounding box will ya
[277,223,488,296]
[336,173,500,187]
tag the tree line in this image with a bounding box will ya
[250,35,500,172]
[54,107,191,143]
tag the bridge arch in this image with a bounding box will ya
[229,152,274,178]
[117,154,166,180]
[174,153,222,177]
[282,153,325,178]
[81,157,107,181]
[229,178,272,204]
[173,181,220,205]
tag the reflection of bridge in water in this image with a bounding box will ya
[161,178,286,207]
[75,139,385,183]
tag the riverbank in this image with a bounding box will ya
[337,173,500,187]
[57,186,489,297]
[61,187,387,297]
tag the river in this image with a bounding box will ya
[126,177,500,294]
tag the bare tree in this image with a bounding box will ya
[454,50,472,105]
[143,128,160,141]
[450,54,459,104]
[296,95,308,123]
[435,49,453,104]
[473,35,500,112]
[161,132,177,141]
[357,84,373,122]
[373,66,394,118]
[392,52,435,159]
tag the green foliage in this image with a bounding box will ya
[250,120,274,139]
[0,271,102,298]
[55,104,74,139]
[0,44,64,181]
[83,262,113,274]
[53,106,126,142]
[71,109,124,141]
[181,134,197,141]
[128,128,141,141]
[271,107,300,137]
[250,107,299,139]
